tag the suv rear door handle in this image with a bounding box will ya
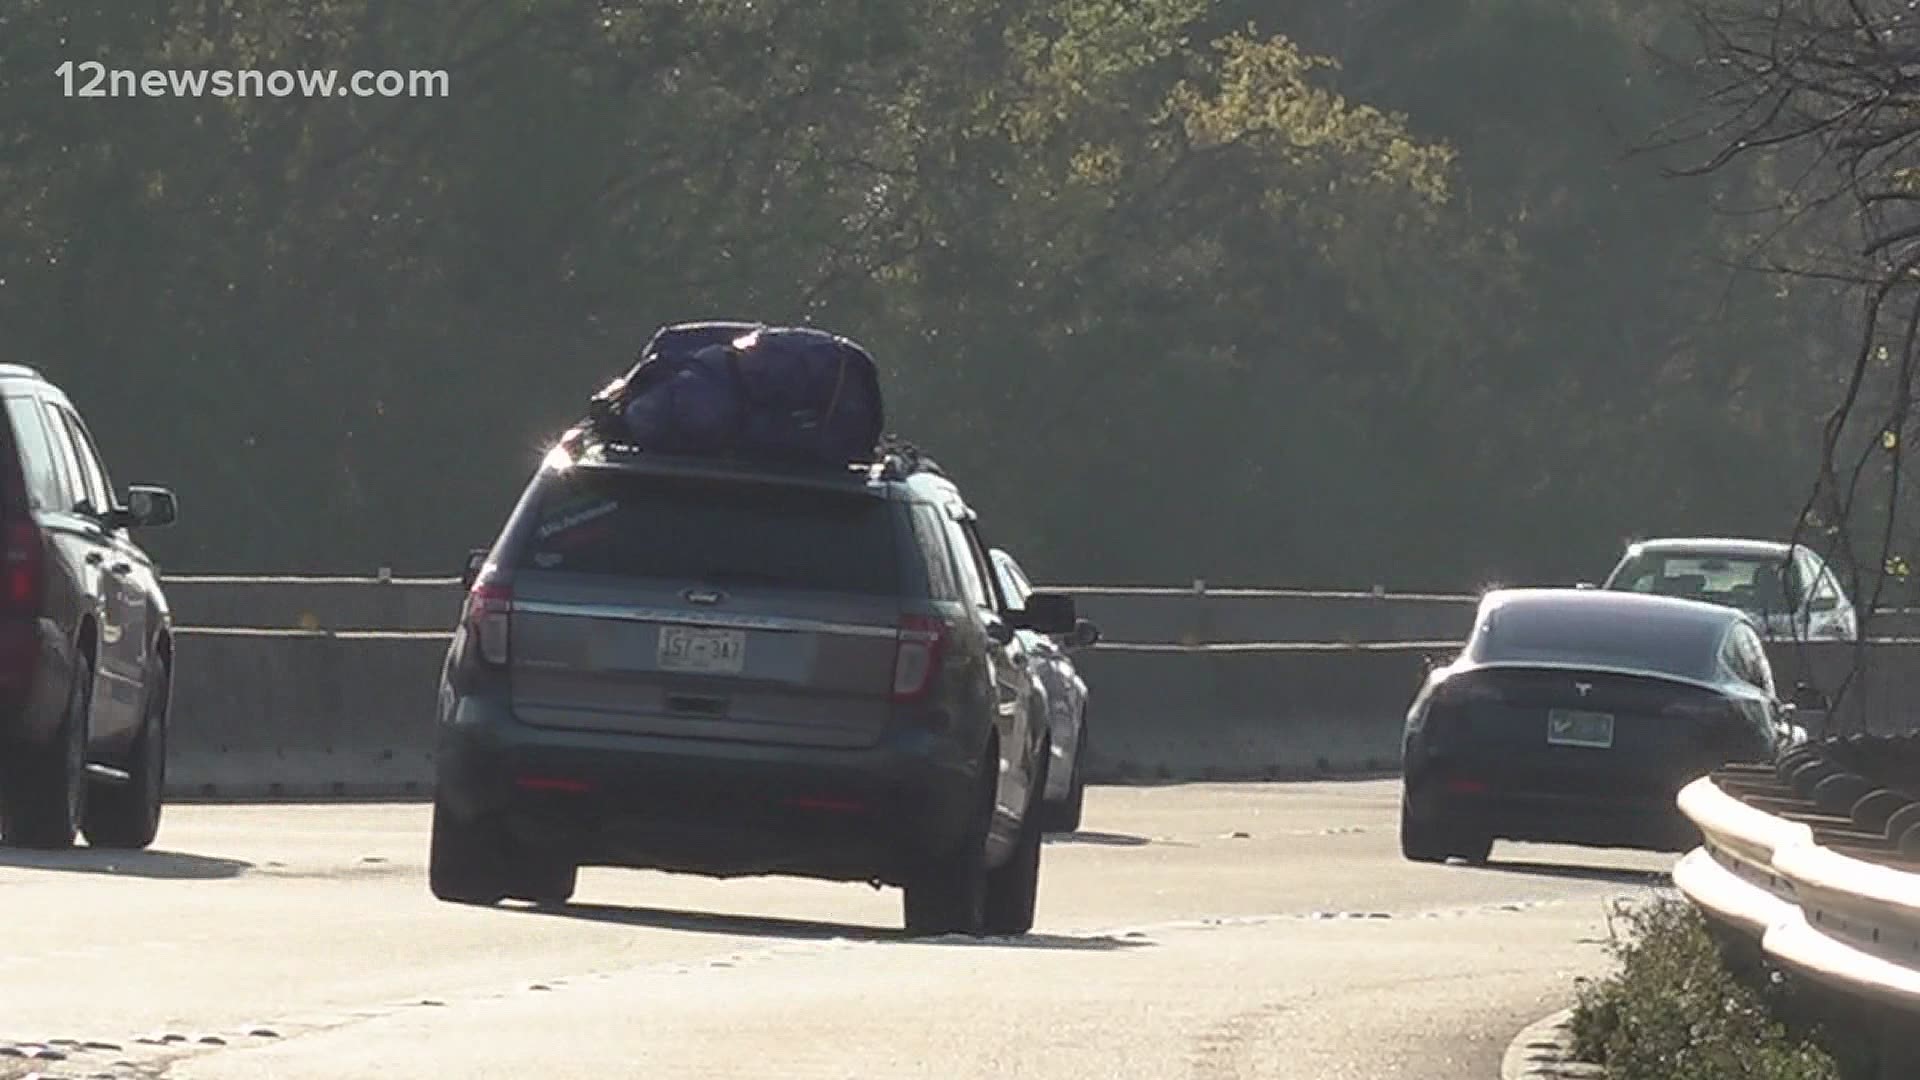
[85,552,104,566]
[109,561,132,575]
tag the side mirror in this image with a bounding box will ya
[1068,618,1101,651]
[461,548,488,589]
[1012,591,1077,635]
[985,619,1016,647]
[116,485,178,530]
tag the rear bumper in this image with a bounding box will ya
[435,691,982,886]
[1406,756,1707,852]
[1424,786,1700,852]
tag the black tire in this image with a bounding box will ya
[428,797,508,906]
[83,662,168,850]
[1039,711,1088,834]
[903,758,995,937]
[1399,799,1493,865]
[983,740,1050,936]
[429,797,576,907]
[2,653,91,850]
[1451,830,1495,865]
[503,856,578,907]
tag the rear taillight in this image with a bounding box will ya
[893,614,948,700]
[1,521,42,613]
[0,521,42,693]
[1665,698,1761,753]
[466,577,512,667]
[1433,677,1503,707]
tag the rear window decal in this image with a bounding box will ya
[535,499,618,541]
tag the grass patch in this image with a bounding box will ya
[1569,898,1875,1080]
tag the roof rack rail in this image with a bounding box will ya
[553,425,948,484]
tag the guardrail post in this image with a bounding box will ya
[1184,577,1210,649]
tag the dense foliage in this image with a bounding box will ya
[1572,898,1870,1080]
[0,1,1849,585]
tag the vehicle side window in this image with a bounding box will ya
[957,521,1004,613]
[993,558,1026,613]
[1718,632,1748,685]
[1806,555,1841,607]
[1779,557,1807,611]
[1749,632,1778,697]
[939,513,990,610]
[909,505,959,602]
[64,409,114,511]
[40,402,87,512]
[1005,559,1035,607]
[50,405,111,514]
[3,396,62,511]
[1729,625,1773,695]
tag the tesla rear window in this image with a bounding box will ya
[514,470,899,594]
[1467,605,1723,681]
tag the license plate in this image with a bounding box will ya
[657,626,746,674]
[1547,709,1615,749]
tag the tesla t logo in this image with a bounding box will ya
[684,589,725,605]
[1574,682,1593,697]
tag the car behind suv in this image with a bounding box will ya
[431,442,1079,936]
[1599,537,1859,642]
[0,366,178,850]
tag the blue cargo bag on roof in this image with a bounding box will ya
[592,322,886,467]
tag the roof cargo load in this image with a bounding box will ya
[572,321,885,470]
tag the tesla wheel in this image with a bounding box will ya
[84,661,168,850]
[503,855,578,906]
[1399,799,1493,865]
[2,654,91,850]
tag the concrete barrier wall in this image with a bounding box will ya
[164,576,464,632]
[1070,644,1430,781]
[168,629,448,799]
[158,574,1920,643]
[162,629,1920,799]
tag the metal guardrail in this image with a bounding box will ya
[1675,746,1920,1073]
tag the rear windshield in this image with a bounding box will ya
[1466,603,1724,682]
[1606,551,1799,614]
[513,469,899,594]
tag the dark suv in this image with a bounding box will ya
[0,366,178,850]
[431,443,1079,936]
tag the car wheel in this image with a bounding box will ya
[428,796,509,905]
[1399,797,1492,865]
[1039,716,1087,834]
[503,856,578,907]
[903,755,995,937]
[2,653,91,850]
[83,660,168,850]
[983,740,1050,936]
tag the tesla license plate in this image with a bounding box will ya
[657,626,746,675]
[1547,709,1614,749]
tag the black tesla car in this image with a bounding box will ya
[1399,588,1802,863]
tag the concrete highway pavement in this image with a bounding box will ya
[0,781,1672,1078]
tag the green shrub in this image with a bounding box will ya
[1569,898,1865,1080]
